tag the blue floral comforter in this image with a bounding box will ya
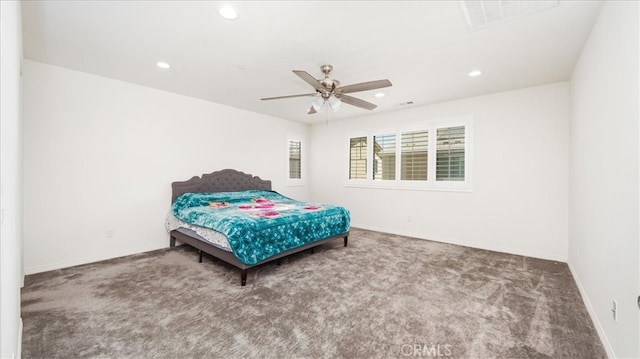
[172,190,350,265]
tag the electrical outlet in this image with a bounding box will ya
[105,228,114,238]
[407,216,412,222]
[612,299,617,321]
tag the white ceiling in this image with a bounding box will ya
[21,1,603,123]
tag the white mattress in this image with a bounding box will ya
[165,212,232,251]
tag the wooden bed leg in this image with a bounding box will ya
[311,247,315,254]
[344,235,348,247]
[170,236,176,248]
[277,259,282,265]
[240,270,247,286]
[199,250,203,263]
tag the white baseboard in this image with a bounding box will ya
[17,318,22,359]
[567,262,615,359]
[351,223,567,262]
[24,244,167,275]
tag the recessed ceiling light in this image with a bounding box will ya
[156,62,171,69]
[468,70,482,77]
[374,93,385,98]
[219,5,238,20]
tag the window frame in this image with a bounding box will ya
[344,116,473,192]
[431,118,471,190]
[285,138,304,186]
[372,131,397,182]
[399,127,430,185]
[346,133,369,185]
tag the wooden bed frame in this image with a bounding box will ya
[169,169,349,286]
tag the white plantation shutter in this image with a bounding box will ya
[373,134,396,180]
[436,126,465,181]
[288,140,301,179]
[349,137,367,180]
[346,117,470,190]
[401,130,429,181]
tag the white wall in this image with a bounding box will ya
[309,82,570,261]
[569,1,639,358]
[22,60,309,274]
[0,1,23,358]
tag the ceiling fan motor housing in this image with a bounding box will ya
[319,65,340,97]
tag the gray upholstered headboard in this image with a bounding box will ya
[171,169,272,203]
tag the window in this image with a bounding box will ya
[288,140,301,179]
[286,138,304,186]
[436,126,465,181]
[346,117,471,191]
[401,130,428,181]
[373,134,396,180]
[349,136,367,180]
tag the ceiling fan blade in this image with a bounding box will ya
[340,95,377,110]
[307,106,317,115]
[293,70,325,92]
[338,79,392,94]
[261,93,317,101]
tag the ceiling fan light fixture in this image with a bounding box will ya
[311,97,325,112]
[328,96,341,112]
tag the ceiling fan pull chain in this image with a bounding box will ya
[325,106,329,126]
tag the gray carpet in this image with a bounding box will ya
[21,228,606,358]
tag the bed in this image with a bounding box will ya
[166,169,350,286]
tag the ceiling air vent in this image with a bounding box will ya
[460,0,559,31]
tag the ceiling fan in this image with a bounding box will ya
[260,65,392,114]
